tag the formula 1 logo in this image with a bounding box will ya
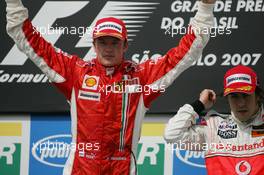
[1,0,159,66]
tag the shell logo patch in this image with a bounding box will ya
[82,75,99,90]
[85,77,97,87]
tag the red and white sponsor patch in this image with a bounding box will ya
[78,90,100,101]
[226,73,252,86]
[96,22,122,33]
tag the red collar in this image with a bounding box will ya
[94,58,125,77]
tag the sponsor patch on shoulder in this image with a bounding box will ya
[78,90,100,101]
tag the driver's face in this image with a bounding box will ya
[227,92,260,122]
[93,36,128,67]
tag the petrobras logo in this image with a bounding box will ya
[175,149,205,168]
[31,134,72,167]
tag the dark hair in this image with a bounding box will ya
[256,86,264,105]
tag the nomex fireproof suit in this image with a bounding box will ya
[164,104,264,175]
[5,0,214,174]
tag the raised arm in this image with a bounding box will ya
[164,89,216,151]
[140,1,216,107]
[5,0,79,99]
[164,104,206,151]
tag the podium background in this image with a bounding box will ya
[0,0,263,113]
[0,1,264,174]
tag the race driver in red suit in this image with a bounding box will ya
[5,0,216,174]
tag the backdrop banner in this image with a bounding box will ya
[0,0,263,113]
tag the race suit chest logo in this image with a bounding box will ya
[86,77,97,87]
[217,120,238,139]
[78,90,101,101]
[235,160,251,175]
[82,75,99,90]
[100,75,141,94]
[113,76,140,93]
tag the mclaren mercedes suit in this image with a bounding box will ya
[164,104,264,175]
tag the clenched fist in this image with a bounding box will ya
[199,89,216,110]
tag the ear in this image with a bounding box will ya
[123,40,128,52]
[92,40,98,52]
[256,93,261,104]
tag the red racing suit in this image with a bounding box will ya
[164,104,264,175]
[6,0,214,174]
